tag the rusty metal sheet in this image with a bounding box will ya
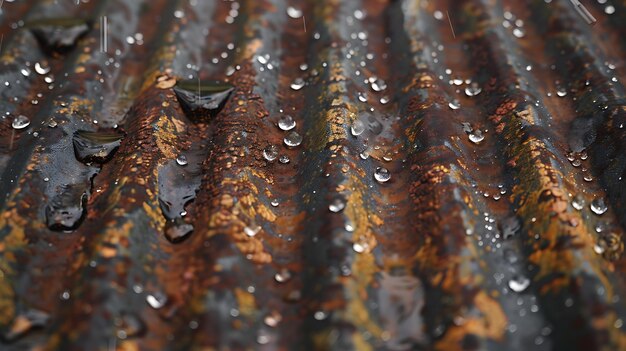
[0,0,625,350]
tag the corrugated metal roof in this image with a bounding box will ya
[0,0,625,349]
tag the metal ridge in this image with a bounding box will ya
[0,0,625,350]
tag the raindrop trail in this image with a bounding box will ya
[9,130,14,150]
[446,11,455,38]
[100,15,108,53]
[569,0,596,25]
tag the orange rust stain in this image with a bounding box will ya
[435,292,507,350]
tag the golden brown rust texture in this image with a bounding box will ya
[1,0,626,349]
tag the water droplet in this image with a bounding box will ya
[264,311,282,327]
[290,78,305,91]
[572,194,585,210]
[314,311,328,320]
[594,243,606,255]
[60,290,70,300]
[257,55,269,65]
[176,154,188,166]
[351,120,365,136]
[244,225,261,237]
[512,28,525,38]
[146,292,167,309]
[263,145,278,161]
[287,6,303,18]
[469,130,485,144]
[35,62,51,75]
[271,199,279,207]
[278,115,296,131]
[257,330,271,344]
[464,82,482,97]
[21,67,31,77]
[448,100,460,110]
[173,80,234,118]
[605,5,615,14]
[11,115,30,129]
[556,88,567,97]
[590,198,608,215]
[374,167,391,183]
[279,155,290,164]
[284,131,303,147]
[508,276,530,292]
[369,77,387,92]
[72,130,124,163]
[329,198,346,213]
[27,17,92,54]
[353,241,368,253]
[274,268,292,283]
[45,185,87,231]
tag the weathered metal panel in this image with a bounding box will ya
[0,0,625,350]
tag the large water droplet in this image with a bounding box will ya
[27,18,91,54]
[351,120,365,136]
[448,100,461,110]
[286,6,303,18]
[464,82,482,97]
[374,167,391,183]
[72,130,124,164]
[590,198,608,215]
[173,80,234,118]
[508,276,530,292]
[290,78,305,91]
[45,185,87,231]
[157,160,202,243]
[284,131,302,147]
[572,194,585,210]
[12,115,30,130]
[35,62,51,75]
[469,130,484,144]
[263,145,278,161]
[278,115,296,131]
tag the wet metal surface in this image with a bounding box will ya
[0,0,625,350]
